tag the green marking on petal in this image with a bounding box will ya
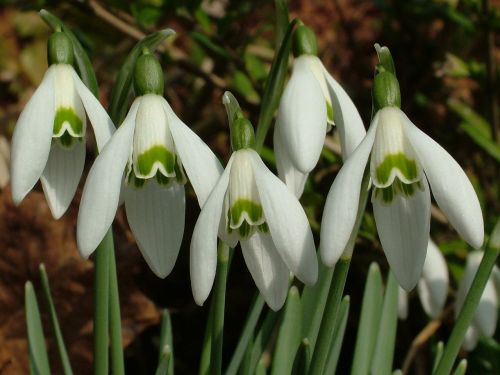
[230,199,263,228]
[258,222,269,234]
[326,100,334,124]
[53,107,84,137]
[374,180,423,204]
[375,152,418,185]
[136,145,176,176]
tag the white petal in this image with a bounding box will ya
[372,176,431,291]
[403,115,484,248]
[165,100,223,207]
[463,326,479,351]
[473,277,498,337]
[241,232,290,311]
[124,183,185,278]
[273,125,308,198]
[417,239,449,318]
[77,99,139,258]
[249,150,318,285]
[11,66,56,204]
[71,69,115,151]
[277,55,327,173]
[190,156,232,306]
[398,287,409,320]
[40,141,85,219]
[319,118,378,266]
[322,67,366,160]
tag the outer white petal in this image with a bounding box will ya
[319,117,378,266]
[373,177,431,291]
[398,287,409,320]
[71,69,115,151]
[11,66,56,204]
[417,240,449,319]
[403,115,484,248]
[322,67,366,160]
[277,55,327,173]
[273,125,308,198]
[190,157,232,306]
[40,141,85,219]
[165,100,223,207]
[124,183,185,278]
[473,277,498,337]
[240,232,290,311]
[463,326,479,351]
[249,151,317,285]
[77,99,140,257]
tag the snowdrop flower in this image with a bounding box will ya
[190,115,318,310]
[77,53,222,277]
[455,251,499,351]
[274,23,366,197]
[11,31,114,218]
[321,55,483,291]
[398,239,449,319]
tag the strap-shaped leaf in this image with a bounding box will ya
[108,29,176,124]
[39,9,99,97]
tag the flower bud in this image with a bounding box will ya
[293,24,318,57]
[231,117,255,151]
[373,69,401,111]
[133,53,164,96]
[47,31,74,66]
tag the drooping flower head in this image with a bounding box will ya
[274,22,366,197]
[77,51,222,277]
[11,31,115,218]
[190,94,318,310]
[321,45,484,291]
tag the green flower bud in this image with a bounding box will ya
[47,32,74,66]
[293,24,318,57]
[373,69,401,111]
[133,53,164,96]
[231,117,255,151]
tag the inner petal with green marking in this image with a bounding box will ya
[373,179,423,204]
[52,107,85,148]
[375,152,419,186]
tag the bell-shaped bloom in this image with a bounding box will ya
[11,63,115,218]
[190,148,318,310]
[274,54,366,197]
[321,106,484,290]
[455,251,499,351]
[77,93,222,277]
[398,239,449,319]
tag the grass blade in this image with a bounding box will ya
[324,295,350,374]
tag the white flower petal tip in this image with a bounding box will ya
[463,326,479,351]
[277,55,327,174]
[398,287,409,320]
[250,151,318,285]
[11,67,56,205]
[418,240,449,319]
[373,177,431,292]
[77,99,140,258]
[319,119,378,266]
[125,183,185,278]
[40,141,86,219]
[402,114,484,249]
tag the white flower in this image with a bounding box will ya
[455,251,499,351]
[11,63,115,218]
[190,148,318,310]
[398,239,449,319]
[321,106,484,290]
[77,94,223,277]
[274,54,366,197]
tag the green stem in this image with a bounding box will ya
[307,258,351,375]
[433,247,500,375]
[108,242,124,375]
[93,230,112,375]
[211,242,230,375]
[199,300,214,375]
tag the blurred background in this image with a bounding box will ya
[0,0,498,374]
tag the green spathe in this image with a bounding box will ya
[136,145,176,176]
[231,118,255,151]
[375,152,418,185]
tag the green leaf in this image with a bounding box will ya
[155,346,172,375]
[232,70,260,102]
[39,9,99,97]
[190,31,232,60]
[370,271,399,375]
[39,265,73,375]
[452,359,467,375]
[291,339,311,375]
[25,281,51,375]
[351,263,385,375]
[108,29,176,124]
[271,287,302,375]
[254,18,299,151]
[274,0,289,47]
[324,295,350,374]
[432,342,444,373]
[158,309,174,375]
[248,309,280,374]
[460,122,500,162]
